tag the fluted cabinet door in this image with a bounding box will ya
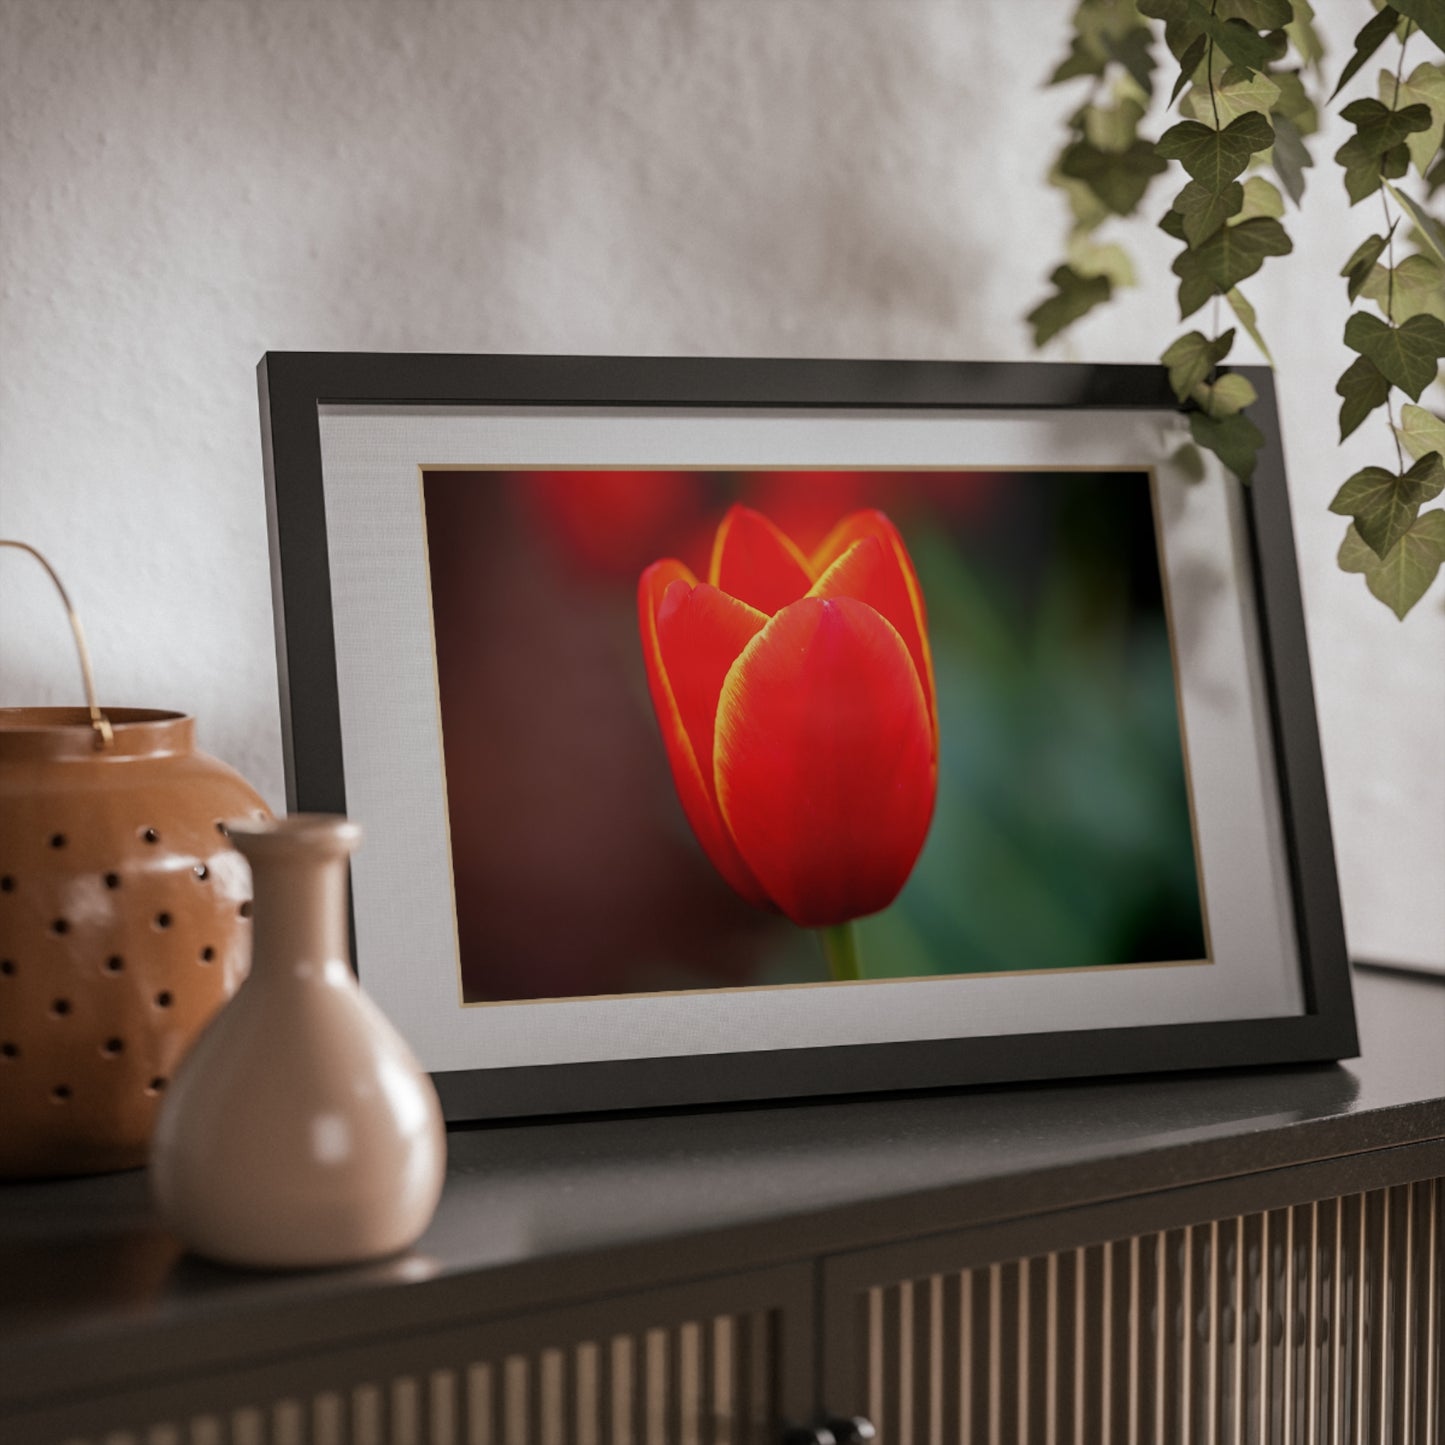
[3,1263,816,1445]
[820,1180,1443,1445]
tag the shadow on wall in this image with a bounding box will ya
[300,1,996,356]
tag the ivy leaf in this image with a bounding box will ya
[1159,207,1188,241]
[1392,0,1445,55]
[1218,68,1284,126]
[1162,327,1236,401]
[1330,4,1402,101]
[1386,182,1445,265]
[1084,97,1148,152]
[1101,27,1159,97]
[1052,0,1154,83]
[1051,32,1108,84]
[1336,353,1392,439]
[1067,235,1138,287]
[1341,232,1391,301]
[1189,408,1265,483]
[1270,111,1313,205]
[1158,112,1275,192]
[1341,140,1414,205]
[1171,33,1209,105]
[1216,0,1294,25]
[1028,265,1113,346]
[1359,252,1445,322]
[1329,452,1445,557]
[1343,311,1445,399]
[1187,0,1284,73]
[1050,163,1113,233]
[1337,99,1433,160]
[1138,0,1207,63]
[1060,138,1169,215]
[1173,216,1293,317]
[1181,66,1282,126]
[1381,61,1445,175]
[1076,0,1154,52]
[1177,178,1245,244]
[1236,175,1285,221]
[1285,0,1326,72]
[1427,151,1445,196]
[1170,440,1209,483]
[1271,70,1319,135]
[1335,100,1432,203]
[1395,402,1445,460]
[1192,371,1260,415]
[1337,510,1445,618]
[1227,286,1274,362]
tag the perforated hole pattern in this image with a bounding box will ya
[0,814,262,1127]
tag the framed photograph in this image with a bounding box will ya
[258,354,1356,1120]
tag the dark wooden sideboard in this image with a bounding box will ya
[2,964,1441,1445]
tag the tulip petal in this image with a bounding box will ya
[708,505,814,615]
[656,581,769,813]
[810,511,937,739]
[639,562,769,906]
[714,595,936,929]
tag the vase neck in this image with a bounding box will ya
[228,816,362,975]
[247,850,351,973]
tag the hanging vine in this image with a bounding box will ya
[1033,1,1324,479]
[1029,0,1166,345]
[1029,4,1445,617]
[1328,4,1445,619]
[1146,0,1324,484]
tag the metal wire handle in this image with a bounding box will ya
[0,539,113,749]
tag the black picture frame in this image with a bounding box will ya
[257,352,1357,1120]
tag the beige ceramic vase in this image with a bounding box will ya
[149,814,447,1269]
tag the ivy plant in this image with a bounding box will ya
[1029,0,1165,345]
[1327,4,1445,618]
[1147,0,1326,485]
[1032,0,1445,618]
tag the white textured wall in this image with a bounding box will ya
[1,0,1440,968]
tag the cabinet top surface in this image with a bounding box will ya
[1,965,1442,1401]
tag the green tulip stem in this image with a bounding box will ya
[820,921,862,983]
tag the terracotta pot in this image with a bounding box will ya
[150,814,447,1269]
[0,707,269,1177]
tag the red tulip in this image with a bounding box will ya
[639,505,938,929]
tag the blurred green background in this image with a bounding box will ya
[846,470,1206,984]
